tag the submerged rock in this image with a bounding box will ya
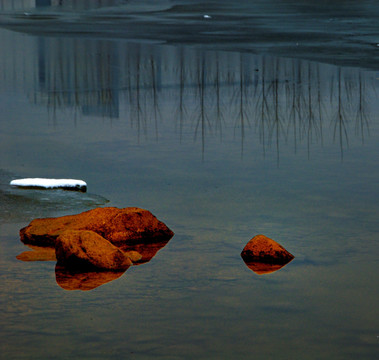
[20,206,174,247]
[55,230,136,271]
[241,234,294,268]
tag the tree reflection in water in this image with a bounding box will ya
[1,33,375,161]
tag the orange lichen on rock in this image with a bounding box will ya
[241,234,294,265]
[20,207,174,247]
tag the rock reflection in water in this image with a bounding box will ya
[119,238,171,265]
[242,259,293,275]
[54,237,170,290]
[16,245,56,262]
[55,265,127,291]
[16,236,171,290]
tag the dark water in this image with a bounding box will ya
[0,1,378,359]
[2,0,379,69]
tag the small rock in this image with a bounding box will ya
[241,234,294,264]
[55,230,133,271]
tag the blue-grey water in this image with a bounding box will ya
[0,1,378,359]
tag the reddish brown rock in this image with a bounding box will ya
[19,207,174,247]
[241,234,294,265]
[55,230,133,271]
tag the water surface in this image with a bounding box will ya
[1,0,379,69]
[0,2,378,360]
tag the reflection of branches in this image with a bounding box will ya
[355,72,370,143]
[332,68,349,161]
[134,47,145,142]
[214,53,224,141]
[267,58,286,166]
[18,39,375,160]
[150,55,160,141]
[236,54,247,158]
[194,55,208,158]
[316,65,324,147]
[255,57,270,158]
[286,60,300,154]
[304,63,323,159]
[175,48,187,142]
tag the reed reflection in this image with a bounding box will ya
[1,33,375,160]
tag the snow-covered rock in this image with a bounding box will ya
[10,178,87,192]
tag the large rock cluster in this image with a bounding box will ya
[20,206,174,247]
[19,207,174,276]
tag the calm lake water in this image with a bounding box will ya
[0,1,378,359]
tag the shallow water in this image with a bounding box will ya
[0,2,379,360]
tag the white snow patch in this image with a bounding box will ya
[10,178,87,191]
